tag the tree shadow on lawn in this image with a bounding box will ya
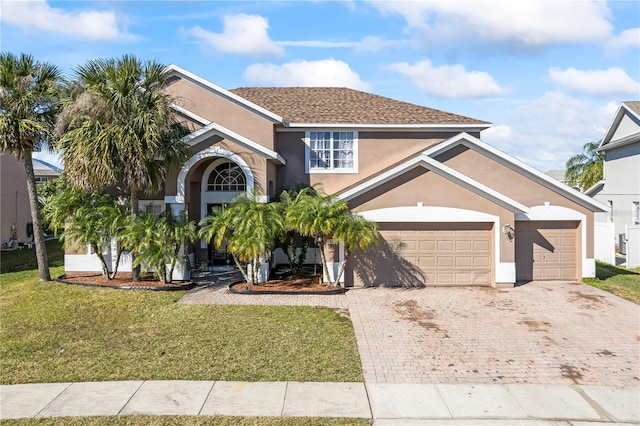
[595,261,639,280]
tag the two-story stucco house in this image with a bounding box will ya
[64,65,608,287]
[586,101,640,254]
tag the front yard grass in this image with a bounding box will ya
[0,239,64,273]
[583,261,640,304]
[0,266,362,384]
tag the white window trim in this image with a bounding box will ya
[304,130,359,174]
[633,201,639,225]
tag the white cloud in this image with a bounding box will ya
[278,40,357,48]
[354,36,407,53]
[482,124,512,140]
[368,0,613,48]
[0,0,130,40]
[183,14,284,58]
[605,27,640,51]
[548,67,640,96]
[244,59,370,90]
[483,92,615,171]
[385,60,506,99]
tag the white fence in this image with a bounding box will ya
[594,222,615,265]
[626,225,640,268]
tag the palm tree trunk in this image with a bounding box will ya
[333,247,350,288]
[23,150,50,281]
[93,244,110,279]
[317,237,332,287]
[130,187,141,282]
[232,254,251,284]
[110,246,123,279]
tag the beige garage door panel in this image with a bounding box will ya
[379,223,493,286]
[515,221,579,281]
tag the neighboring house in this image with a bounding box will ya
[586,101,640,249]
[545,170,570,186]
[65,65,608,286]
[1,154,62,247]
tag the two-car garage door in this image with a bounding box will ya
[377,222,493,286]
[349,220,579,287]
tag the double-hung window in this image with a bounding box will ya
[306,131,358,173]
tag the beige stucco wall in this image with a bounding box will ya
[1,153,31,243]
[348,167,516,263]
[274,131,466,195]
[165,78,275,149]
[436,146,595,257]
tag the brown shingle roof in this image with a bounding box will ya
[230,87,489,126]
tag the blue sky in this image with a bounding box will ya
[2,0,639,172]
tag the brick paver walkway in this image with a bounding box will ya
[180,280,640,387]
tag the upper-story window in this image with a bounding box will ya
[207,161,246,191]
[305,131,358,173]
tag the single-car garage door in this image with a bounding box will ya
[515,221,579,282]
[376,222,493,286]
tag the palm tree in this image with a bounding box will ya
[199,191,284,284]
[122,210,197,284]
[199,206,252,284]
[42,186,126,279]
[565,141,603,192]
[285,189,350,286]
[332,213,379,287]
[56,55,189,281]
[0,52,62,281]
[275,188,315,275]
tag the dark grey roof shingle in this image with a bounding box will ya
[230,87,489,125]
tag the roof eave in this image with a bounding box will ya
[596,132,640,152]
[278,122,491,131]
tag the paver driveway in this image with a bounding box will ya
[181,280,640,386]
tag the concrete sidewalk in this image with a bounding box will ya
[1,381,638,424]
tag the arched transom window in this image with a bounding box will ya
[207,161,246,192]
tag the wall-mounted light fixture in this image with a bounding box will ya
[502,224,515,241]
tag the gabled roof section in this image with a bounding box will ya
[33,158,62,174]
[230,87,490,129]
[423,133,609,212]
[183,121,286,166]
[598,101,640,152]
[336,152,529,213]
[164,64,283,124]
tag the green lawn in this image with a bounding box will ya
[1,417,371,426]
[583,261,640,304]
[0,239,64,274]
[0,243,362,384]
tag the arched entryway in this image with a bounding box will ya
[201,158,247,264]
[167,145,255,264]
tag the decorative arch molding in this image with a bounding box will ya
[168,146,254,204]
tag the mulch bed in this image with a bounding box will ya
[57,272,345,294]
[229,274,347,295]
[57,273,195,291]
